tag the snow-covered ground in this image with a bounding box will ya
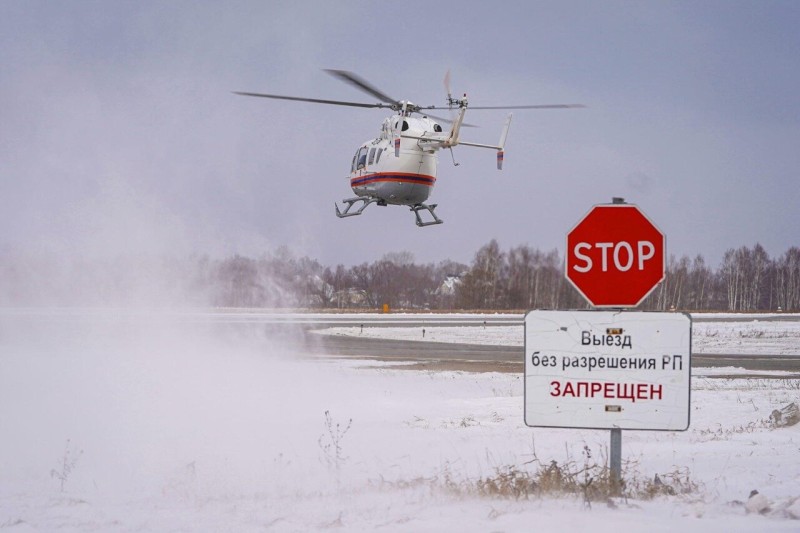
[1,311,799,531]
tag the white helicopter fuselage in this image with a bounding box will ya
[348,114,442,206]
[236,68,577,227]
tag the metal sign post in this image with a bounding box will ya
[610,427,622,494]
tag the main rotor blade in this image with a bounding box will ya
[460,104,586,110]
[324,69,398,105]
[233,91,389,109]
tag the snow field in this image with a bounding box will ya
[0,313,798,531]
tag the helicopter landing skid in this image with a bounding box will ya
[335,197,379,218]
[410,203,444,227]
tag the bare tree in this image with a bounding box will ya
[504,246,565,309]
[720,248,744,311]
[656,255,690,310]
[12,238,795,311]
[213,255,265,307]
[457,240,506,309]
[719,245,772,311]
[686,254,712,310]
[350,263,378,307]
[774,247,800,311]
[506,245,540,309]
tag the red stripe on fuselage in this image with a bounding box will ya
[350,172,436,187]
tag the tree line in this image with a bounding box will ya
[1,242,797,310]
[206,241,800,312]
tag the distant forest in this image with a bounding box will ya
[2,241,798,311]
[206,241,799,312]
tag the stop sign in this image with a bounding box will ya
[565,203,665,307]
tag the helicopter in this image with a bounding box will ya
[235,70,583,227]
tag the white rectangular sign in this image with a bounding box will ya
[524,310,691,431]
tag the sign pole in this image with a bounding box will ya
[609,300,624,496]
[610,427,622,495]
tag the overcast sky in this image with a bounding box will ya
[1,1,798,268]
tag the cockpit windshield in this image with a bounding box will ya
[354,147,368,170]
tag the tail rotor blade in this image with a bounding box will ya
[443,69,452,105]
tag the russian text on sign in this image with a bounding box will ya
[549,380,664,402]
[524,310,691,431]
[581,330,633,348]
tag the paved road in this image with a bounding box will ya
[302,334,522,373]
[288,312,798,327]
[304,334,518,361]
[24,309,788,375]
[3,309,796,375]
[303,331,800,376]
[84,309,800,377]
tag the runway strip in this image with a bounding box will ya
[304,332,800,377]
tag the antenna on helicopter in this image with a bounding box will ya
[444,70,453,109]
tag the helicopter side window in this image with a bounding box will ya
[402,120,409,131]
[375,148,383,164]
[357,147,368,170]
[368,148,376,165]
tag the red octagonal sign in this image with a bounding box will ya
[566,203,665,307]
